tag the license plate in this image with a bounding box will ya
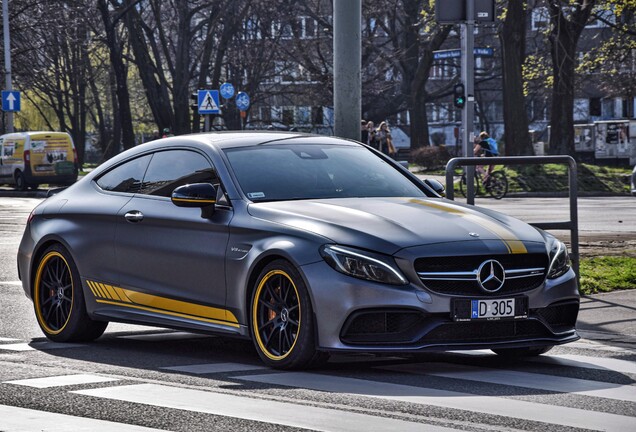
[452,297,528,321]
[471,298,515,319]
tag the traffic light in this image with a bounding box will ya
[453,83,465,109]
[190,92,199,111]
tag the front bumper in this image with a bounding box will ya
[302,260,579,353]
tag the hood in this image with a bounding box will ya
[247,197,545,254]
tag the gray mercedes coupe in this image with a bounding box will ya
[17,132,579,369]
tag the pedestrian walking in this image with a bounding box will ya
[376,121,396,157]
[361,120,369,145]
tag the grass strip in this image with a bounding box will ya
[579,256,636,295]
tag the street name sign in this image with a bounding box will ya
[433,47,494,60]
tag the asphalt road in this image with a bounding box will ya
[0,197,634,431]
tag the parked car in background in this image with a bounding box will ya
[0,131,78,190]
[18,132,579,369]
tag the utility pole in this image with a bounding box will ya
[333,0,361,141]
[461,0,475,204]
[3,0,13,133]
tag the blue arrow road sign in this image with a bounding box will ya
[220,83,235,99]
[236,92,250,111]
[198,90,220,114]
[2,90,20,112]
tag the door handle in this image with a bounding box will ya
[124,211,144,223]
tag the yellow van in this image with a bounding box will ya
[0,131,78,190]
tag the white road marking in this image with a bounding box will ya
[0,341,85,351]
[380,362,636,402]
[446,350,636,374]
[0,337,20,342]
[73,383,459,432]
[161,362,267,374]
[0,280,22,286]
[529,354,636,375]
[234,372,635,431]
[0,404,164,431]
[5,374,119,388]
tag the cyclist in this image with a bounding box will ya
[473,131,498,183]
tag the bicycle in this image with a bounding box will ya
[459,166,508,199]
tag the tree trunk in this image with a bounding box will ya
[98,0,136,150]
[501,0,531,155]
[548,0,595,156]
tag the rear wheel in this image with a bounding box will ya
[33,244,107,342]
[492,345,553,357]
[485,171,508,200]
[250,260,325,369]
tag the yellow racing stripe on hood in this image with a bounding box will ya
[408,199,527,254]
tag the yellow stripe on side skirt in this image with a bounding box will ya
[85,280,239,327]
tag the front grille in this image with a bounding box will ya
[419,319,552,343]
[415,253,548,296]
[340,310,426,344]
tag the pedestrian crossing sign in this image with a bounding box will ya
[198,90,220,114]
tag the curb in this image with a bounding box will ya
[0,189,49,198]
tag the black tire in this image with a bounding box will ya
[14,170,28,191]
[33,244,108,342]
[492,345,553,357]
[485,171,508,200]
[250,260,325,369]
[459,172,480,198]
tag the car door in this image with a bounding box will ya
[114,148,231,313]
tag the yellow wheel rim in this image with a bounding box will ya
[252,270,301,361]
[34,251,74,335]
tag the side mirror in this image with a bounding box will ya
[172,183,216,217]
[424,179,446,197]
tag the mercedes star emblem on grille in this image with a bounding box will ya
[477,259,506,293]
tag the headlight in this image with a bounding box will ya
[320,245,408,285]
[547,240,571,279]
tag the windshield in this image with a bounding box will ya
[224,144,427,202]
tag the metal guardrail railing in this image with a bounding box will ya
[445,156,579,278]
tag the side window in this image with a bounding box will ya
[139,150,218,197]
[95,155,151,193]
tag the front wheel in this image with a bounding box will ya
[33,244,107,342]
[250,260,325,369]
[459,172,480,198]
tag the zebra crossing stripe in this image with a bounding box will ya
[446,350,636,375]
[234,371,635,431]
[0,341,85,351]
[0,404,163,431]
[161,362,267,374]
[73,383,459,432]
[379,362,636,402]
[530,354,636,375]
[5,374,119,388]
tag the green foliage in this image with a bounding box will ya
[580,256,636,294]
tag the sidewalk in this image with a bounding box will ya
[577,290,636,345]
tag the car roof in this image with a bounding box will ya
[168,131,361,149]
